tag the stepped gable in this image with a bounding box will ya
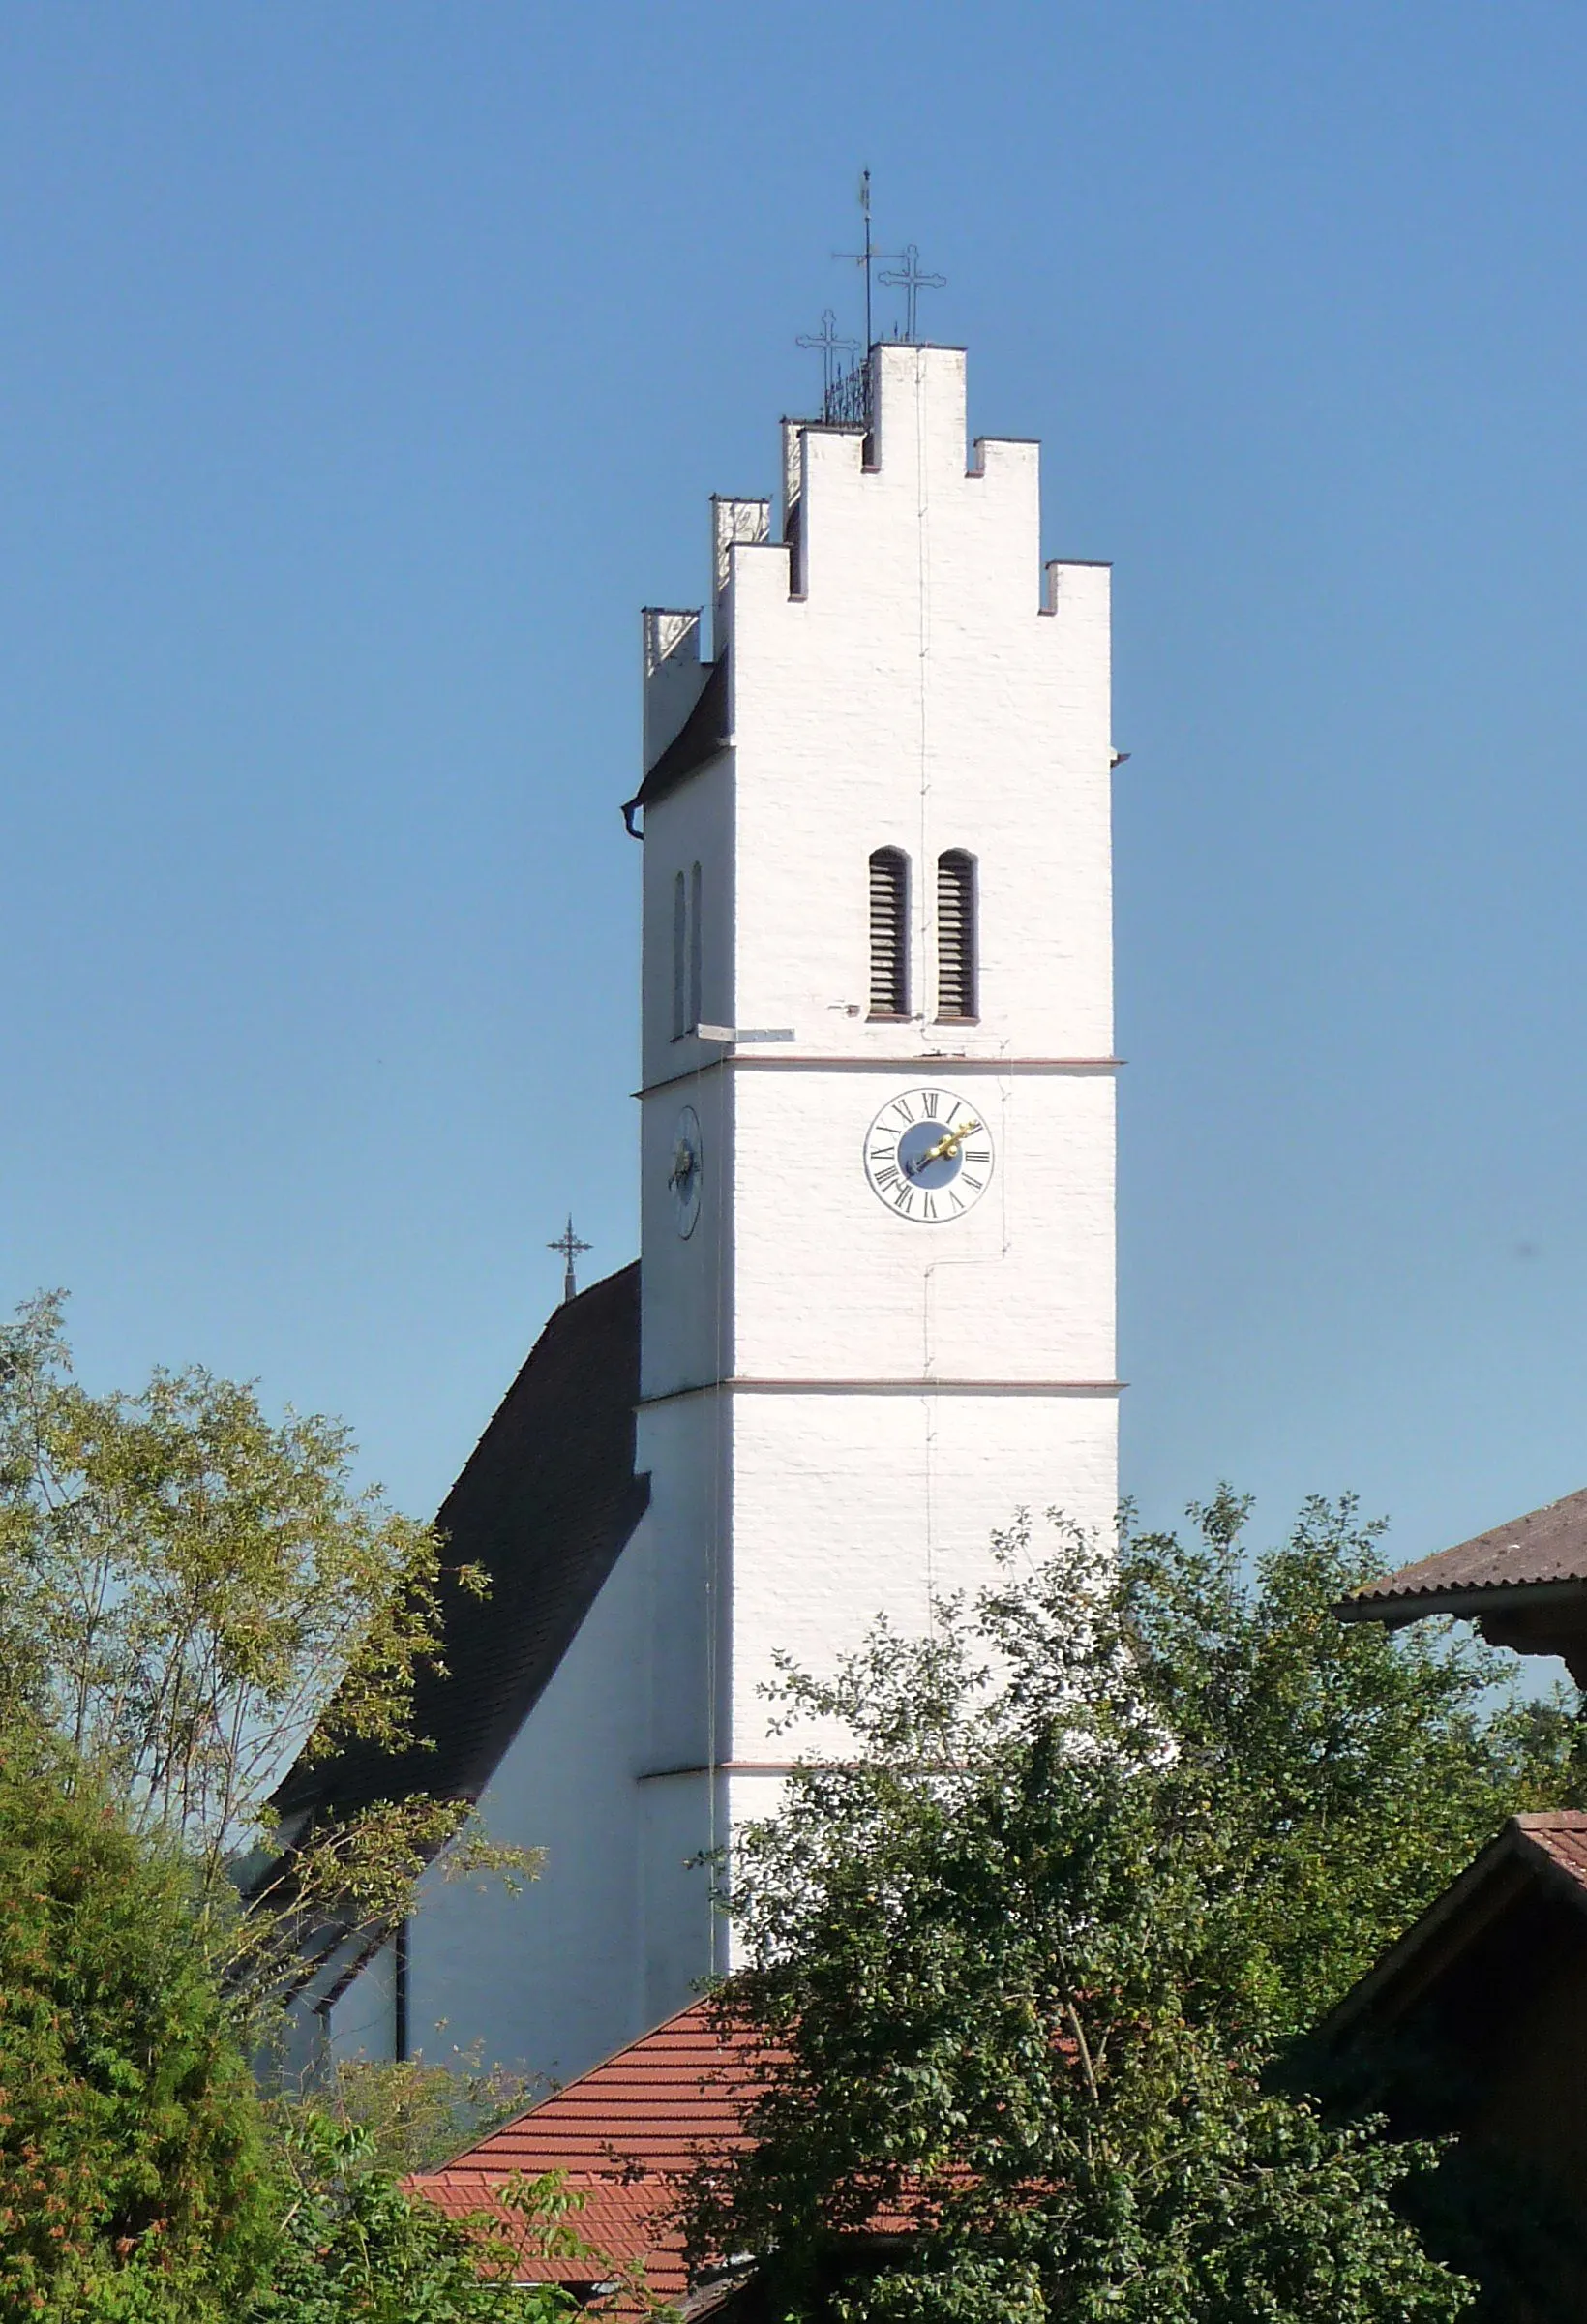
[412,2000,768,2304]
[274,1261,649,1826]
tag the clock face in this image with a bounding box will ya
[668,1105,703,1238]
[863,1087,994,1223]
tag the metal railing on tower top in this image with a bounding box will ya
[823,355,872,428]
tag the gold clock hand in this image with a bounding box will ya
[905,1118,982,1175]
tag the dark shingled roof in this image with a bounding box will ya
[1336,1485,1587,1623]
[275,1261,647,1825]
[621,654,729,830]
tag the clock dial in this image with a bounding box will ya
[862,1087,994,1223]
[667,1105,704,1238]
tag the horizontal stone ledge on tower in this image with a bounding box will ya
[636,1054,1123,1100]
[637,1376,1126,1409]
[637,1758,974,1783]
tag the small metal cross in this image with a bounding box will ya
[878,244,946,344]
[795,308,860,404]
[548,1214,592,1305]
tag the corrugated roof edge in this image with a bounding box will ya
[1334,1482,1587,1618]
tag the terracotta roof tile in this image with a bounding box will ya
[1337,1485,1587,1616]
[1514,1808,1587,1892]
[411,2001,766,2300]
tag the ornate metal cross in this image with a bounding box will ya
[548,1214,592,1305]
[796,308,860,404]
[879,244,946,344]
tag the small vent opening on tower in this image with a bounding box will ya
[688,860,704,1031]
[936,850,978,1020]
[672,869,688,1039]
[868,848,909,1018]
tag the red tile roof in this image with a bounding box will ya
[410,2001,767,2302]
[1337,1485,1587,1618]
[1513,1808,1587,1893]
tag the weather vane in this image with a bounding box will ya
[834,167,880,353]
[548,1215,591,1305]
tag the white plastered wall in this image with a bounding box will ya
[323,1480,722,2089]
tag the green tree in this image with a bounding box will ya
[249,2113,584,2324]
[686,1495,1583,2322]
[0,1291,534,2007]
[1115,1488,1587,2035]
[0,1732,270,2321]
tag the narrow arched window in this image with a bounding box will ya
[672,869,688,1039]
[936,850,977,1020]
[689,861,704,1032]
[868,847,909,1017]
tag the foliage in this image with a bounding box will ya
[1114,1487,1587,2035]
[0,1732,271,2321]
[681,1494,1587,2322]
[249,2111,585,2324]
[0,1291,538,2007]
[276,2048,536,2178]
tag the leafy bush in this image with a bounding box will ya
[0,1736,270,2319]
[250,2112,582,2324]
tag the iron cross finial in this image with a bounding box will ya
[795,308,860,404]
[548,1214,592,1305]
[878,244,946,344]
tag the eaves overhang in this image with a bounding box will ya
[1334,1574,1587,1629]
[622,654,730,835]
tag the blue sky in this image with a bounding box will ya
[4,2,1586,1575]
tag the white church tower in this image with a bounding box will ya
[316,342,1117,2089]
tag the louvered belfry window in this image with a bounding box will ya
[936,850,977,1020]
[868,847,909,1017]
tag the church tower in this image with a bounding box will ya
[312,342,1117,2090]
[625,340,1118,2017]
